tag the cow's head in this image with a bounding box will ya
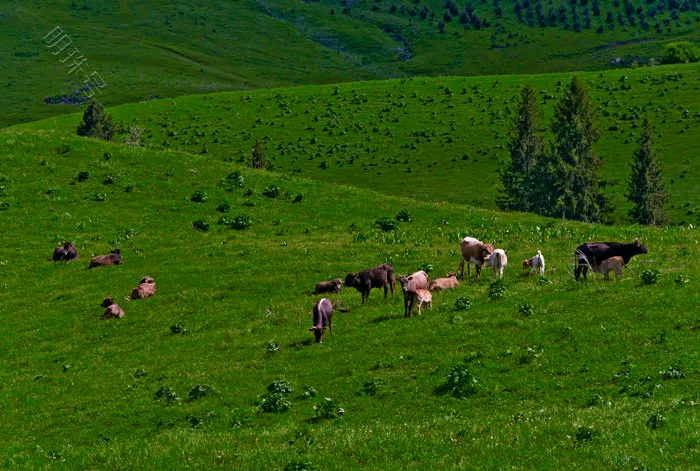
[522,259,533,270]
[332,279,343,293]
[308,325,328,343]
[480,243,495,260]
[344,273,358,288]
[63,242,74,249]
[100,297,114,308]
[110,248,121,255]
[141,276,154,284]
[446,272,457,278]
[633,238,649,255]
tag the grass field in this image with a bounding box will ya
[21,64,700,225]
[0,127,697,469]
[2,0,698,127]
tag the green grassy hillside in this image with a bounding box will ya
[0,128,697,469]
[21,64,700,225]
[2,0,698,127]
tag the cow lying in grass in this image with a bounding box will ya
[89,249,123,269]
[459,237,494,278]
[345,263,395,304]
[399,270,429,317]
[129,276,156,299]
[429,272,459,291]
[523,251,545,276]
[308,298,333,343]
[574,239,648,281]
[314,278,343,295]
[100,297,124,319]
[53,242,79,261]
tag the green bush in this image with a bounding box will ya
[155,386,180,404]
[170,323,187,334]
[454,296,472,311]
[265,340,281,354]
[267,380,293,396]
[395,209,413,222]
[76,100,115,141]
[284,460,319,471]
[646,412,666,430]
[190,190,208,203]
[314,397,345,420]
[262,185,281,198]
[518,303,534,317]
[0,202,9,211]
[259,393,291,414]
[662,41,699,64]
[674,274,689,287]
[419,262,433,274]
[302,386,318,398]
[224,171,245,189]
[76,171,89,182]
[189,384,215,400]
[362,379,386,396]
[217,200,232,213]
[641,269,660,285]
[192,220,210,232]
[375,217,399,232]
[231,216,252,230]
[489,279,507,299]
[444,364,478,398]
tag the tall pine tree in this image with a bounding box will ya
[537,75,611,222]
[626,116,668,225]
[497,83,544,212]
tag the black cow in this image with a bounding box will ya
[574,239,648,281]
[52,242,79,261]
[308,298,333,343]
[345,263,395,304]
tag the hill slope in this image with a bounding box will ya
[21,64,700,225]
[2,0,698,127]
[0,128,698,469]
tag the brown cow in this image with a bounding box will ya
[128,276,156,300]
[591,256,624,279]
[314,278,343,295]
[89,249,122,269]
[52,242,79,261]
[100,297,124,319]
[429,272,459,291]
[399,270,429,317]
[459,237,494,278]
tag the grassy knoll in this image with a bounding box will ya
[0,129,697,469]
[2,0,698,127]
[21,64,700,225]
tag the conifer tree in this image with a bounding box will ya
[626,116,668,225]
[249,137,268,170]
[497,83,543,212]
[76,100,115,141]
[536,75,611,222]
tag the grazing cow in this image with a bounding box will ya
[52,242,79,261]
[129,276,156,300]
[308,298,333,343]
[345,263,395,304]
[523,251,545,276]
[100,297,124,319]
[399,270,429,317]
[314,278,343,295]
[590,256,624,279]
[459,237,494,278]
[88,249,123,269]
[574,239,648,281]
[429,272,460,291]
[486,249,508,279]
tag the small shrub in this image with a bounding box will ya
[444,364,478,398]
[265,340,281,354]
[314,397,345,420]
[262,185,281,198]
[302,386,318,398]
[293,193,303,203]
[641,269,660,285]
[155,386,180,404]
[375,217,399,232]
[395,209,413,222]
[170,323,187,334]
[125,185,134,193]
[539,277,553,285]
[646,412,666,430]
[190,190,208,203]
[76,171,89,182]
[192,220,210,232]
[0,202,9,211]
[519,303,534,317]
[218,216,233,225]
[231,216,252,230]
[585,393,604,407]
[419,262,433,274]
[225,171,245,188]
[217,200,232,213]
[489,279,507,299]
[267,380,293,396]
[93,193,106,202]
[674,274,689,287]
[660,363,685,380]
[362,379,385,396]
[284,460,319,471]
[103,174,116,185]
[189,384,215,400]
[259,393,292,414]
[56,144,71,155]
[573,425,598,444]
[454,296,472,311]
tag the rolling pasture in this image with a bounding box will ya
[3,0,699,127]
[23,64,700,224]
[0,128,698,469]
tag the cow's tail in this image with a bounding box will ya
[495,251,502,267]
[537,250,542,258]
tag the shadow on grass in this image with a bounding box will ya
[287,338,314,350]
[369,314,400,324]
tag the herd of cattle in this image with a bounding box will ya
[51,236,649,342]
[51,242,156,318]
[308,237,649,343]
